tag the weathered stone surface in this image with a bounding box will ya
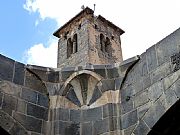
[106,68,119,78]
[55,121,80,135]
[121,110,138,129]
[124,124,136,135]
[13,112,42,133]
[9,122,28,135]
[56,108,69,121]
[101,79,115,92]
[21,88,37,103]
[103,103,118,118]
[0,54,14,82]
[27,103,48,120]
[156,29,179,66]
[81,122,92,135]
[121,100,134,114]
[89,86,102,105]
[134,90,149,108]
[133,120,150,135]
[66,88,81,107]
[48,71,59,82]
[70,109,81,122]
[146,46,158,72]
[143,101,166,128]
[16,99,26,113]
[37,93,49,108]
[2,94,17,115]
[93,118,109,135]
[0,110,15,131]
[109,117,120,131]
[13,62,25,85]
[25,70,47,94]
[0,81,21,97]
[82,107,102,122]
[0,92,3,107]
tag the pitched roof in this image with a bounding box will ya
[53,7,124,38]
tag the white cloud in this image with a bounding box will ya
[24,40,57,68]
[23,0,180,63]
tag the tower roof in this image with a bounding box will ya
[53,7,124,38]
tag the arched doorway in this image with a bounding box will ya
[148,99,180,135]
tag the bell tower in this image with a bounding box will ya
[53,7,124,68]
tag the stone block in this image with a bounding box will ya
[148,81,163,102]
[0,110,15,131]
[16,99,26,113]
[121,100,134,114]
[0,81,21,97]
[143,75,151,90]
[124,124,136,135]
[103,103,118,118]
[21,88,37,104]
[133,120,150,135]
[115,78,122,90]
[82,107,102,122]
[9,122,28,135]
[121,109,138,129]
[61,71,74,81]
[27,103,48,120]
[55,121,80,135]
[48,71,59,82]
[81,122,92,135]
[143,101,166,128]
[0,54,14,82]
[146,46,158,72]
[134,90,149,108]
[156,30,179,66]
[121,85,134,103]
[13,62,25,85]
[93,118,109,135]
[56,108,69,121]
[2,94,17,115]
[88,86,102,105]
[70,109,81,122]
[101,79,115,92]
[46,82,62,96]
[13,112,42,133]
[137,102,151,119]
[106,68,119,78]
[109,117,120,131]
[66,88,81,107]
[37,93,49,108]
[94,69,106,78]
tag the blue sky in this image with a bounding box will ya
[0,0,57,66]
[0,0,180,68]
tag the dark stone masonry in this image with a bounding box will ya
[1,7,180,135]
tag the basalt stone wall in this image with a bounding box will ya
[120,28,180,135]
[0,55,49,135]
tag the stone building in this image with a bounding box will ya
[0,7,180,135]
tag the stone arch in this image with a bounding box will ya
[0,110,28,135]
[132,91,180,135]
[61,70,103,107]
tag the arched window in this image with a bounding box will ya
[67,38,73,58]
[100,34,105,52]
[73,34,78,53]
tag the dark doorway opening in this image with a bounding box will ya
[148,99,180,135]
[0,126,10,135]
